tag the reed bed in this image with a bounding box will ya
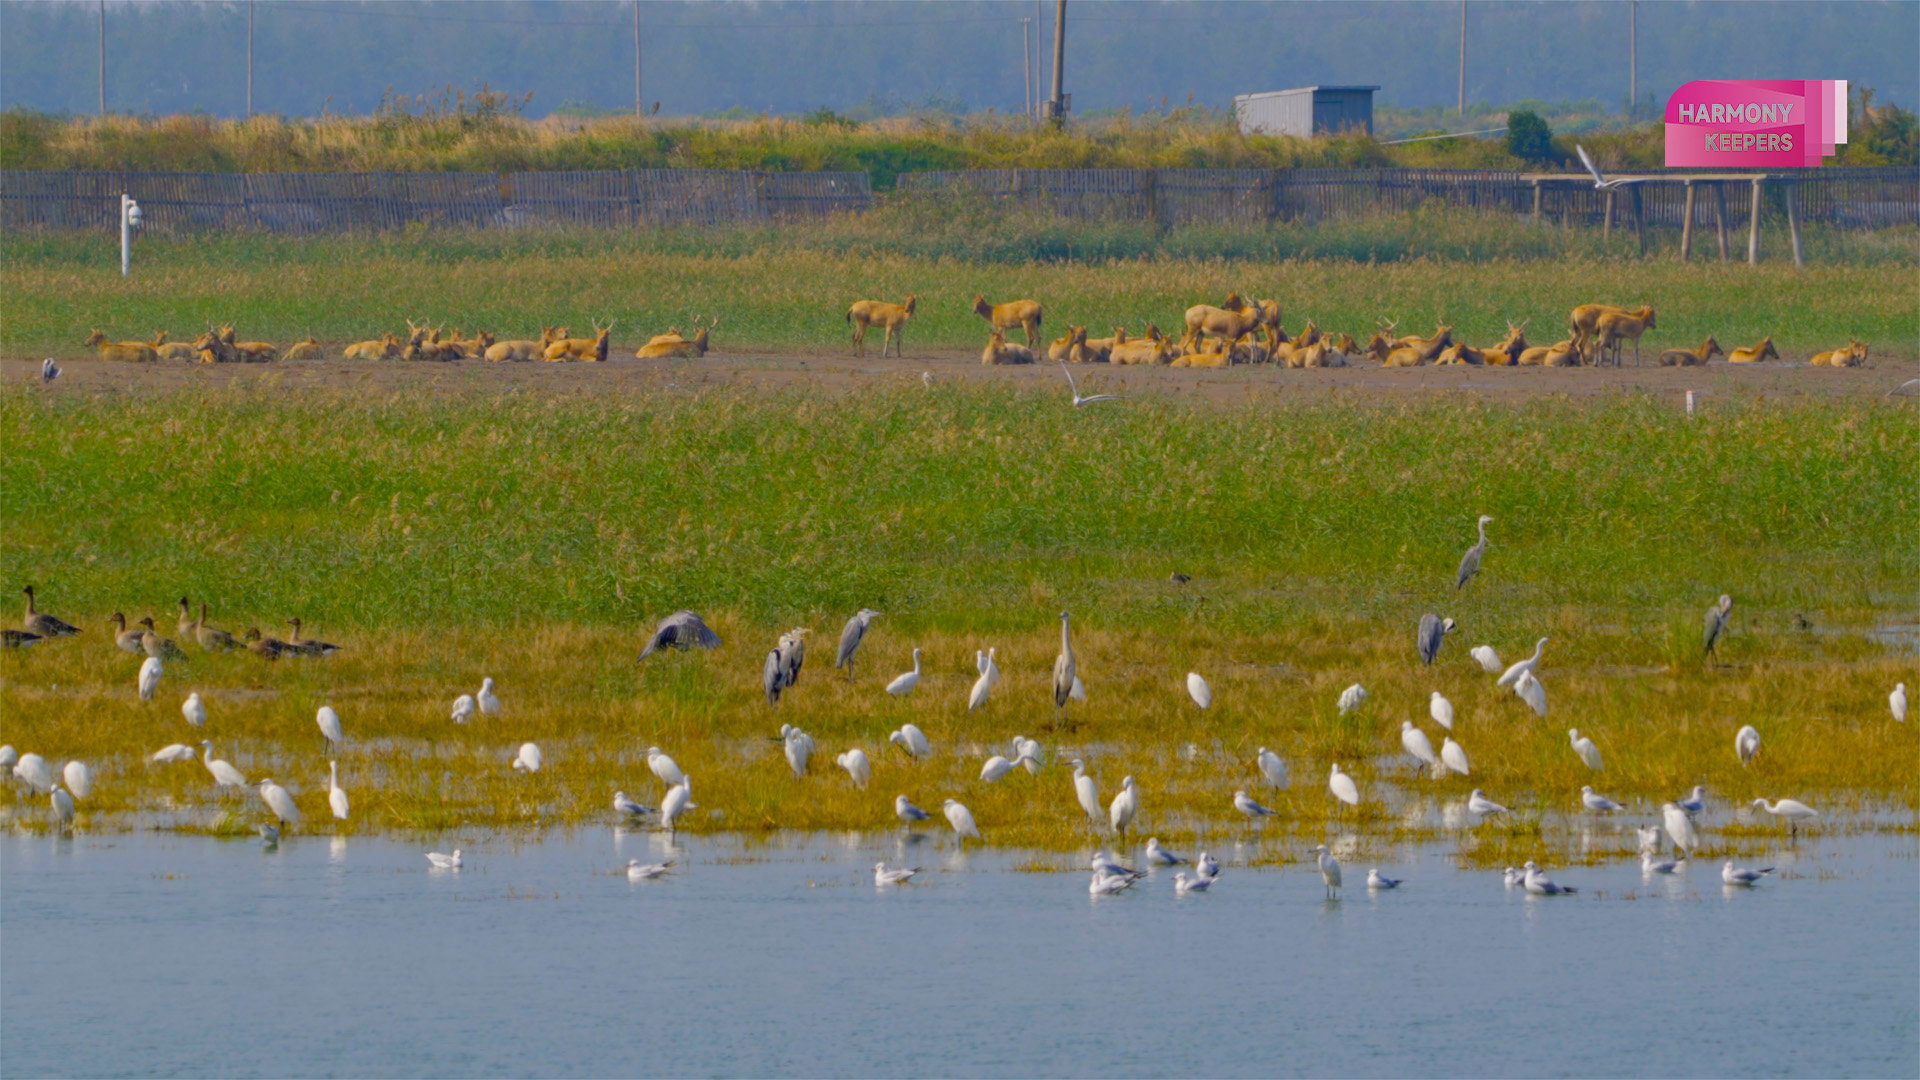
[0,383,1913,851]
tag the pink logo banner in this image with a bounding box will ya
[1664,80,1848,168]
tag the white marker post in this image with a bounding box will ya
[120,193,142,276]
[1685,389,1696,416]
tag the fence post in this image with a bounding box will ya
[1747,176,1763,264]
[1680,180,1695,261]
[1603,189,1614,240]
[1785,179,1804,268]
[1530,179,1541,224]
[1714,182,1730,261]
[1630,184,1645,255]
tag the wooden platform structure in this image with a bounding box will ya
[1521,172,1812,266]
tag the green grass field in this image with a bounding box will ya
[1,381,1914,848]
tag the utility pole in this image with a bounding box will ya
[97,0,105,116]
[1457,1,1466,116]
[634,1,642,117]
[1035,0,1043,120]
[246,0,254,118]
[1047,0,1066,127]
[1022,20,1033,123]
[1629,1,1637,115]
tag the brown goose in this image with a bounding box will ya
[285,617,341,657]
[108,612,145,654]
[136,617,188,661]
[21,586,80,638]
[193,603,235,651]
[176,596,197,638]
[243,628,292,661]
[2,629,43,648]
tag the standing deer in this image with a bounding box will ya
[846,296,916,357]
[971,295,1044,347]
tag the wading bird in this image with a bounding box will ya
[886,650,922,696]
[150,743,198,764]
[182,692,206,728]
[1309,844,1343,899]
[138,657,163,702]
[50,785,74,830]
[1467,789,1506,818]
[1052,612,1077,724]
[451,694,475,724]
[200,742,247,788]
[888,725,931,759]
[661,780,694,837]
[1440,736,1470,777]
[1891,683,1906,722]
[1256,747,1288,789]
[328,761,349,821]
[1703,594,1734,662]
[942,798,980,846]
[1069,759,1102,826]
[1497,639,1549,688]
[637,610,721,661]
[317,706,343,748]
[1417,614,1455,666]
[1400,721,1439,772]
[1735,724,1762,767]
[1337,684,1366,715]
[1108,776,1139,836]
[1186,672,1212,710]
[647,747,687,788]
[836,748,871,789]
[1581,785,1624,813]
[1662,802,1699,856]
[1430,692,1455,731]
[257,778,301,829]
[60,760,91,800]
[511,743,543,773]
[1569,729,1603,771]
[477,678,501,717]
[835,609,880,680]
[1750,797,1818,837]
[1469,645,1502,674]
[1515,670,1548,717]
[1328,764,1360,807]
[1455,514,1493,591]
[13,752,53,793]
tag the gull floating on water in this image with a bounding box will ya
[1367,869,1401,890]
[626,859,671,881]
[873,862,919,886]
[1197,851,1220,879]
[1581,785,1625,813]
[1089,852,1140,880]
[1642,852,1681,875]
[426,849,463,870]
[259,824,279,848]
[1522,860,1577,895]
[1145,837,1187,865]
[1089,869,1136,895]
[1174,871,1211,894]
[1502,866,1525,888]
[1721,861,1774,886]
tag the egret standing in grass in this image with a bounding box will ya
[1568,729,1602,771]
[258,778,301,829]
[1069,759,1102,827]
[835,748,870,789]
[199,742,247,788]
[1052,612,1077,725]
[783,727,813,778]
[1337,684,1366,715]
[886,650,922,696]
[894,795,931,825]
[646,747,686,789]
[1440,736,1470,777]
[1497,639,1548,687]
[50,785,74,830]
[181,692,206,728]
[477,677,501,717]
[1308,844,1343,898]
[316,705,343,749]
[1703,594,1734,662]
[1455,514,1493,591]
[1400,721,1439,772]
[942,798,980,846]
[1892,683,1908,722]
[1662,802,1699,856]
[151,743,198,764]
[888,724,931,759]
[13,752,54,793]
[661,779,694,837]
[978,752,1030,783]
[327,761,349,821]
[1109,776,1140,836]
[1417,615,1455,666]
[451,694,476,725]
[835,609,881,681]
[966,660,993,712]
[55,760,91,802]
[1256,747,1288,789]
[1469,645,1502,674]
[1735,724,1762,767]
[1328,763,1360,807]
[511,742,543,773]
[138,656,163,702]
[1751,797,1818,837]
[1013,736,1042,775]
[1429,692,1455,731]
[1515,670,1548,717]
[1186,672,1212,710]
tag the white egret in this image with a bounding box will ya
[836,748,871,789]
[612,791,654,817]
[1417,614,1455,666]
[1108,776,1140,835]
[1013,736,1043,775]
[1721,861,1774,887]
[1069,759,1103,826]
[1400,721,1439,771]
[259,824,279,848]
[1308,844,1343,899]
[646,747,687,787]
[966,665,993,711]
[1256,747,1288,789]
[181,692,207,728]
[1735,725,1761,767]
[1089,870,1136,896]
[50,785,74,829]
[835,609,881,680]
[661,780,695,836]
[1052,612,1077,723]
[888,724,931,759]
[1186,672,1212,710]
[1173,871,1211,894]
[150,743,198,764]
[1439,736,1470,777]
[979,753,1031,783]
[1469,645,1503,674]
[1197,851,1220,879]
[1580,785,1624,813]
[983,648,1001,687]
[1750,797,1818,836]
[894,794,931,824]
[1677,785,1707,816]
[627,859,671,880]
[885,650,922,696]
[1514,670,1547,716]
[323,760,350,821]
[1893,683,1908,722]
[1661,802,1699,855]
[1429,692,1455,731]
[61,760,92,800]
[1337,684,1367,715]
[1703,594,1734,661]
[199,742,247,787]
[1497,638,1548,688]
[13,752,53,793]
[1636,824,1663,854]
[1367,869,1401,890]
[511,742,543,773]
[873,862,918,886]
[1467,789,1507,817]
[1233,790,1280,820]
[1642,853,1680,875]
[316,705,343,747]
[425,849,462,869]
[1455,514,1493,591]
[942,798,981,845]
[783,727,813,778]
[451,694,475,724]
[0,746,14,770]
[1568,728,1603,771]
[138,656,163,702]
[1145,837,1187,865]
[1522,860,1577,895]
[257,778,301,827]
[1327,764,1360,807]
[477,677,502,717]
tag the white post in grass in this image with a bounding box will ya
[121,193,142,276]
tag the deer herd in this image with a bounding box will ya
[78,297,1865,371]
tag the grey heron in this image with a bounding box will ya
[1703,594,1733,661]
[637,610,721,661]
[1417,614,1455,666]
[834,609,880,680]
[1052,611,1077,724]
[1455,515,1493,591]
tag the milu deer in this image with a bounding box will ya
[846,296,916,357]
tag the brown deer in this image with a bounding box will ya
[847,296,916,357]
[1657,336,1724,366]
[543,319,613,362]
[1727,336,1779,364]
[971,295,1044,347]
[84,330,160,363]
[636,317,718,359]
[979,329,1035,365]
[1592,306,1657,365]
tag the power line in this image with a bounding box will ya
[280,2,1034,30]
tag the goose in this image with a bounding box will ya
[199,742,247,787]
[1497,638,1548,688]
[1,629,43,648]
[327,761,349,821]
[835,608,881,680]
[175,596,197,638]
[1052,612,1077,721]
[637,610,721,660]
[1455,514,1493,591]
[108,612,145,654]
[243,628,290,660]
[885,649,922,696]
[284,617,340,656]
[136,618,187,661]
[20,586,79,638]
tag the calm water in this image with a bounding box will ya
[2,827,1915,1078]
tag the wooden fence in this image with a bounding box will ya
[0,169,872,233]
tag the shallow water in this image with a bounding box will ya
[2,827,1915,1078]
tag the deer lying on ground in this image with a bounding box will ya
[1727,337,1779,364]
[636,317,718,359]
[972,295,1044,347]
[485,326,564,363]
[1077,327,1119,363]
[284,336,324,362]
[345,332,401,361]
[544,319,613,362]
[219,326,277,363]
[1171,336,1231,368]
[1046,325,1083,362]
[193,329,236,364]
[84,330,160,363]
[980,329,1035,365]
[1809,340,1869,367]
[1657,336,1724,366]
[150,331,199,362]
[847,296,916,357]
[1108,326,1171,365]
[1435,342,1485,365]
[1479,320,1530,366]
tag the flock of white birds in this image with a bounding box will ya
[5,513,1909,898]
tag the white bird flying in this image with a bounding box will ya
[1429,692,1455,731]
[1327,763,1360,807]
[1576,143,1646,189]
[1186,672,1212,710]
[1058,361,1122,406]
[885,649,922,696]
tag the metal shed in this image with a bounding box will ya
[1234,86,1379,138]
